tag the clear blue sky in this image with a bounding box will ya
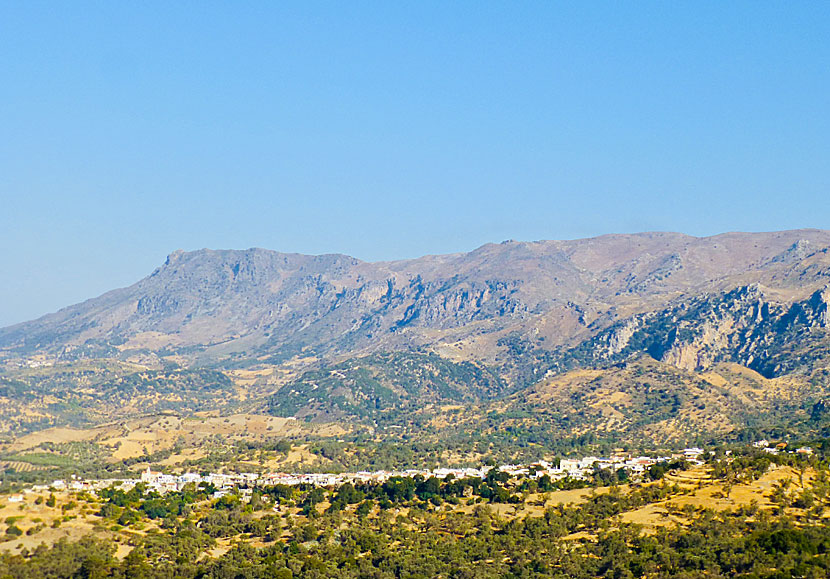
[1,2,829,327]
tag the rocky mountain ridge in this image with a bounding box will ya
[3,230,830,373]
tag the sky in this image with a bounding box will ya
[1,2,829,327]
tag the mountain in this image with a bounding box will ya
[2,229,830,442]
[3,230,830,369]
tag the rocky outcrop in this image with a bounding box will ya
[569,283,830,378]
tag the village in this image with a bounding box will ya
[7,447,711,501]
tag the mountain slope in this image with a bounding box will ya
[266,351,504,425]
[557,284,830,378]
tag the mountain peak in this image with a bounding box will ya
[165,249,186,265]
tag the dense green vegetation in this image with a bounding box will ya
[266,352,505,424]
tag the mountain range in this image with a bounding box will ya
[2,229,830,445]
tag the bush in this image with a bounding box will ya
[5,525,22,537]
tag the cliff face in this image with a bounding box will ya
[578,284,830,378]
